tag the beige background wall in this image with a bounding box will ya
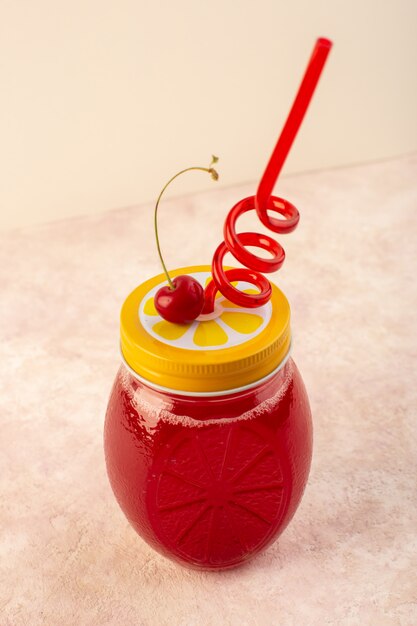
[1,0,416,230]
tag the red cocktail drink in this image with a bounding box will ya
[104,266,312,569]
[105,356,311,570]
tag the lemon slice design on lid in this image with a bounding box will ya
[140,270,272,351]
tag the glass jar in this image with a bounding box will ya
[104,266,312,570]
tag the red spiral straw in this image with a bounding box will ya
[203,38,332,312]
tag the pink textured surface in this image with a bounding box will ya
[1,156,416,625]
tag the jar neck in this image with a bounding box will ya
[121,358,294,422]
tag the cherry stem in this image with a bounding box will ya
[154,156,219,289]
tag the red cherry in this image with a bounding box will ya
[154,275,205,324]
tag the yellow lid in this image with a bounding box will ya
[120,265,291,393]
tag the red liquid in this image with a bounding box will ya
[104,359,312,570]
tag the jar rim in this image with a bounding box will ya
[120,342,292,398]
